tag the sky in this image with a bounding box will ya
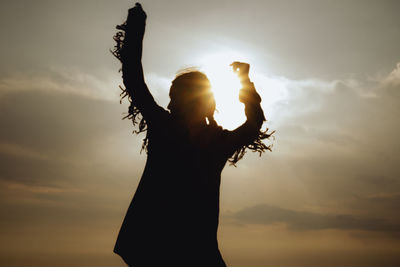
[0,0,400,266]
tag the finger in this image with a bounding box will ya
[135,2,143,10]
[231,61,241,67]
[128,4,147,19]
[130,3,143,12]
[230,61,240,72]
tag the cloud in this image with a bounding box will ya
[383,63,400,86]
[0,89,120,160]
[1,58,400,261]
[0,69,145,200]
[230,203,400,234]
[0,69,138,257]
[0,68,121,101]
[224,62,400,227]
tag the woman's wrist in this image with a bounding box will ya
[240,77,251,85]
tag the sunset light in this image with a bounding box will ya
[2,1,400,266]
[198,51,288,129]
[199,52,250,129]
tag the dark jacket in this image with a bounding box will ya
[114,81,264,267]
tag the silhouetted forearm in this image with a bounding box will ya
[241,79,265,129]
[234,80,265,142]
[223,79,265,155]
[120,5,157,115]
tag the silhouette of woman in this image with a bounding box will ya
[112,3,272,267]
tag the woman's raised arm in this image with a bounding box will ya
[222,62,272,164]
[114,3,165,126]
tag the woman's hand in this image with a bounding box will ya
[126,3,147,41]
[116,2,147,62]
[230,61,250,83]
[231,62,261,104]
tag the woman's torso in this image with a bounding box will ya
[115,113,229,266]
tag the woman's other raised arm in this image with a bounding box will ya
[222,62,267,159]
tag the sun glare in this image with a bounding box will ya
[199,52,249,130]
[194,50,289,130]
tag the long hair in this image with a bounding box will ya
[112,25,273,165]
[168,70,216,124]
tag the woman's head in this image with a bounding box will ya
[168,71,216,123]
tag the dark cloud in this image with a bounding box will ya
[0,152,71,186]
[231,204,400,234]
[348,193,400,220]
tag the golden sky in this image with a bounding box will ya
[1,0,400,266]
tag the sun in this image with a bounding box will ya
[198,52,250,130]
[193,50,288,130]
